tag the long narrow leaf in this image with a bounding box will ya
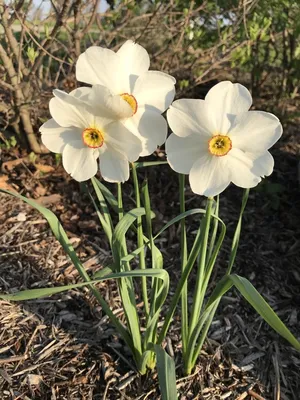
[134,161,168,169]
[0,189,85,273]
[0,269,168,301]
[93,178,118,213]
[0,189,133,351]
[86,185,112,247]
[226,189,249,274]
[90,177,114,244]
[112,203,143,361]
[112,208,149,262]
[112,208,167,345]
[154,208,206,240]
[154,344,178,400]
[205,274,300,350]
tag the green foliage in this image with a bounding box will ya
[26,45,39,65]
[0,135,17,149]
[152,345,178,400]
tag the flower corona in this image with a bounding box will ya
[82,127,104,148]
[120,93,138,115]
[208,134,232,157]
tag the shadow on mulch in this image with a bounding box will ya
[0,119,299,399]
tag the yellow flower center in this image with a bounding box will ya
[120,93,138,115]
[208,134,232,157]
[82,127,104,148]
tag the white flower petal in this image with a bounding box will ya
[189,154,230,197]
[167,99,214,138]
[50,92,91,128]
[117,40,150,92]
[205,81,252,114]
[105,121,142,162]
[205,81,252,133]
[40,119,82,153]
[229,111,282,153]
[166,133,208,174]
[62,140,98,181]
[100,146,130,183]
[245,151,274,177]
[124,109,168,156]
[70,87,93,101]
[88,85,132,119]
[227,148,261,188]
[76,46,121,93]
[133,71,176,113]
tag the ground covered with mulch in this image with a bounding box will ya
[0,100,300,399]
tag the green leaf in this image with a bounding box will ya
[112,208,147,261]
[0,189,85,276]
[226,189,249,274]
[93,178,118,213]
[134,161,168,169]
[154,344,178,400]
[123,208,221,267]
[86,181,113,247]
[0,269,168,301]
[91,178,114,230]
[206,274,300,351]
[92,266,114,278]
[26,46,38,64]
[112,207,146,360]
[154,208,209,240]
[0,189,133,351]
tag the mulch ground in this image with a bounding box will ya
[0,102,299,399]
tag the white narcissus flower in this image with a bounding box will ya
[76,40,176,156]
[166,81,283,197]
[40,87,142,183]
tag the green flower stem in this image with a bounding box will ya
[179,174,188,353]
[117,182,130,273]
[158,221,205,345]
[190,304,217,369]
[131,163,150,320]
[186,221,226,373]
[207,196,219,261]
[141,180,160,358]
[187,198,213,341]
[117,183,124,221]
[186,203,226,372]
[187,189,249,374]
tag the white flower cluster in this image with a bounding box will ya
[40,41,282,197]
